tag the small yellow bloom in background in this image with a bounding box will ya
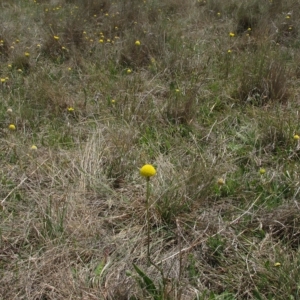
[229,32,235,37]
[53,35,59,40]
[8,124,16,130]
[15,39,20,43]
[127,68,132,74]
[286,15,290,19]
[294,134,300,140]
[67,107,74,112]
[111,99,116,104]
[259,168,266,175]
[105,13,109,16]
[99,39,104,43]
[68,67,72,71]
[62,46,66,50]
[17,69,23,73]
[217,178,225,186]
[227,49,232,53]
[30,145,38,150]
[135,40,141,46]
[175,89,180,93]
[247,27,252,31]
[8,64,12,68]
[0,78,6,83]
[140,164,156,178]
[24,52,30,57]
[37,44,41,48]
[274,262,281,267]
[217,12,221,16]
[7,108,13,114]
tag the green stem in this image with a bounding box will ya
[145,178,164,277]
[146,177,151,265]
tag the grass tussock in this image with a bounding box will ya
[1,0,300,299]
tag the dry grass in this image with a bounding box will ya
[1,0,300,299]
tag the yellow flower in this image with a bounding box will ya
[229,32,235,37]
[175,89,180,93]
[259,168,266,175]
[217,178,225,186]
[217,12,221,16]
[99,39,104,43]
[227,49,232,53]
[7,108,13,114]
[111,99,116,104]
[127,68,132,74]
[135,40,141,46]
[8,124,16,130]
[67,107,74,112]
[30,145,37,150]
[247,27,252,31]
[274,262,281,267]
[294,134,300,140]
[24,52,30,57]
[0,78,5,83]
[53,36,59,40]
[140,164,156,177]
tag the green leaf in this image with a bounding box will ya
[133,263,159,299]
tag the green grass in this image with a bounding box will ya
[1,0,300,299]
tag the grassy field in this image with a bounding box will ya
[1,0,300,299]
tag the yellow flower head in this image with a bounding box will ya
[7,108,13,114]
[67,107,74,112]
[9,124,16,130]
[111,99,116,104]
[0,78,6,83]
[135,40,141,46]
[217,178,225,186]
[54,35,59,40]
[227,49,232,53]
[274,262,281,267]
[229,32,235,37]
[140,164,156,177]
[127,68,132,74]
[25,52,30,57]
[294,134,300,140]
[259,168,266,175]
[30,145,37,150]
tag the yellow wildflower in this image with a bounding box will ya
[53,36,59,40]
[140,164,156,177]
[294,134,299,140]
[30,145,38,150]
[24,52,30,57]
[9,124,16,130]
[274,262,281,267]
[229,32,235,37]
[259,168,266,175]
[135,40,141,46]
[217,178,225,186]
[67,107,74,112]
